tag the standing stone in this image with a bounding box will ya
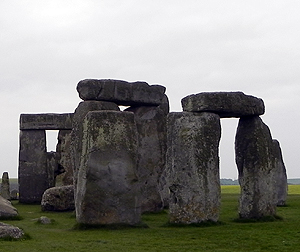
[71,101,120,192]
[55,130,73,186]
[273,139,288,206]
[235,116,277,219]
[125,95,169,213]
[167,112,221,224]
[19,130,48,203]
[76,111,141,226]
[46,151,58,188]
[1,172,10,200]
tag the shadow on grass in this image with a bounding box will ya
[0,215,23,221]
[233,215,283,223]
[73,222,149,230]
[162,220,225,228]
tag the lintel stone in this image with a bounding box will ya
[181,92,265,118]
[77,79,166,106]
[20,113,73,130]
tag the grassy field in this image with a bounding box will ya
[1,185,300,252]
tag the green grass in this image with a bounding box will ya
[0,186,300,251]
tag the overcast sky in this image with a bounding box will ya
[1,0,299,179]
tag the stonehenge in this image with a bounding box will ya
[18,79,288,225]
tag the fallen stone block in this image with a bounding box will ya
[0,222,24,239]
[0,196,18,218]
[41,185,75,211]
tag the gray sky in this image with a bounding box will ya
[1,0,299,178]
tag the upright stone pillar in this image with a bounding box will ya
[125,95,169,213]
[167,112,221,224]
[46,151,57,188]
[273,139,288,206]
[235,116,277,219]
[71,101,120,192]
[76,111,141,226]
[19,130,48,203]
[1,172,10,200]
[55,130,73,186]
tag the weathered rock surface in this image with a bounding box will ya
[76,111,141,225]
[1,172,10,200]
[273,140,288,206]
[55,130,73,186]
[36,216,52,224]
[0,196,18,218]
[19,130,49,203]
[41,185,74,211]
[125,95,169,213]
[46,151,58,188]
[167,112,221,224]
[181,92,265,118]
[77,79,166,106]
[235,116,277,219]
[0,222,24,239]
[10,190,18,200]
[20,113,73,130]
[71,101,120,192]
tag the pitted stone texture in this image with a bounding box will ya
[125,95,169,213]
[0,223,24,239]
[20,113,73,130]
[76,111,141,225]
[19,130,49,203]
[182,92,265,118]
[1,172,10,200]
[71,102,120,170]
[167,112,221,224]
[77,79,166,106]
[10,190,18,200]
[41,185,74,211]
[0,196,18,218]
[273,140,288,206]
[235,116,277,219]
[55,130,73,186]
[36,216,52,224]
[46,151,58,189]
[71,101,120,192]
